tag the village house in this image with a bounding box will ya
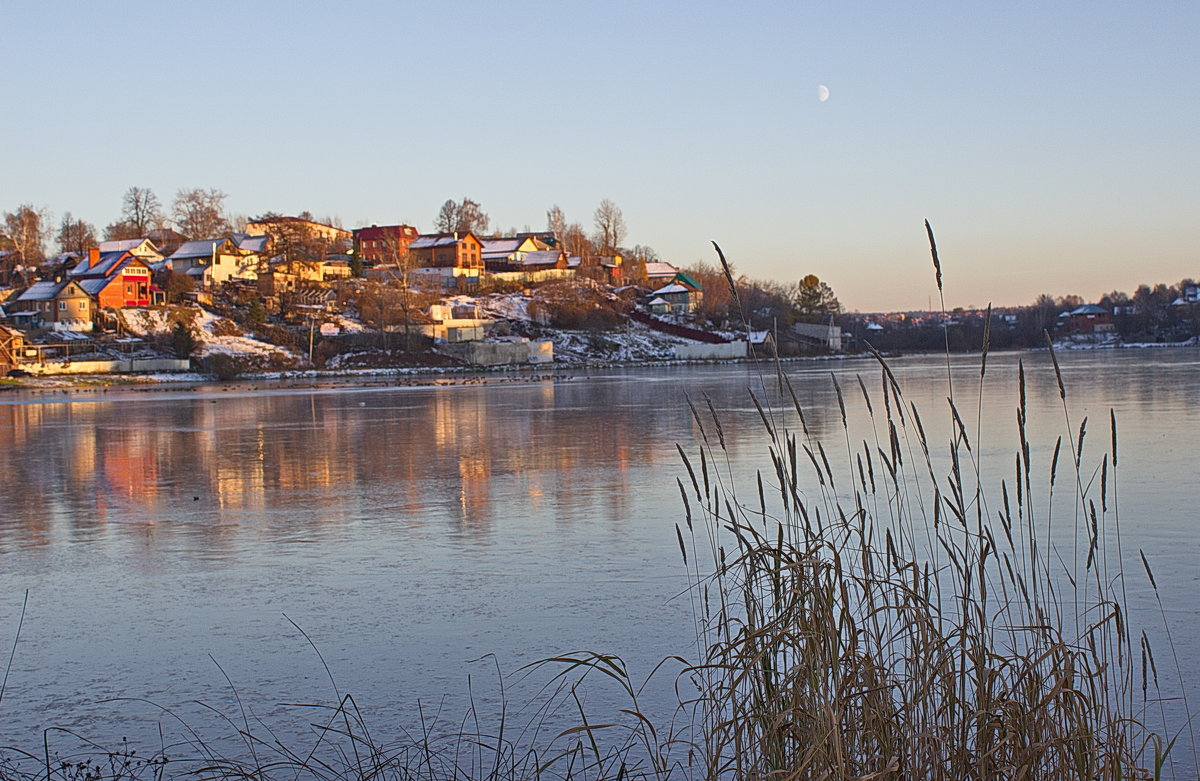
[145,228,189,257]
[353,224,419,266]
[10,279,95,331]
[406,232,484,290]
[67,249,161,310]
[1066,304,1114,334]
[247,216,351,246]
[98,238,164,265]
[646,271,704,315]
[644,261,682,286]
[0,324,25,373]
[168,237,261,286]
[481,236,543,270]
[77,259,158,310]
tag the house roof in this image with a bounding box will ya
[78,277,109,296]
[519,250,564,267]
[99,238,160,254]
[230,233,270,253]
[652,283,691,296]
[1070,304,1107,316]
[647,297,669,306]
[409,232,480,250]
[481,238,525,257]
[645,262,680,278]
[169,238,237,259]
[70,250,133,278]
[15,281,62,302]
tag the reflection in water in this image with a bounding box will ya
[0,350,1196,758]
[0,377,698,553]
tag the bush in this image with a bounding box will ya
[209,317,242,338]
[169,321,197,359]
[528,281,627,330]
[205,353,245,380]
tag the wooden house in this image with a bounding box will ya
[168,238,260,286]
[407,232,484,290]
[0,324,24,373]
[353,224,419,266]
[10,279,95,331]
[1067,304,1113,333]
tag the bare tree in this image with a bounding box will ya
[57,212,97,255]
[122,187,163,235]
[433,197,490,235]
[173,188,229,238]
[2,204,49,284]
[103,220,141,241]
[561,222,593,258]
[593,199,626,255]
[546,205,567,242]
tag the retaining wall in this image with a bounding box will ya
[25,358,192,375]
[674,341,748,360]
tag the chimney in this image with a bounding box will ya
[88,247,100,267]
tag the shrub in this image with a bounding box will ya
[209,317,242,338]
[205,353,245,380]
[169,320,197,359]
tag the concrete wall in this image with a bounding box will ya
[791,321,844,351]
[441,339,554,366]
[489,269,576,285]
[674,341,748,360]
[26,358,192,375]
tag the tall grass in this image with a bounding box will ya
[667,352,1182,779]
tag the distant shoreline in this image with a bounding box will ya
[3,339,1196,399]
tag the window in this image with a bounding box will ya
[77,301,86,310]
[59,301,67,311]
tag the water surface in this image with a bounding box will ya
[0,349,1196,765]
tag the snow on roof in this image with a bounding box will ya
[15,281,62,302]
[170,239,230,259]
[481,238,523,256]
[231,233,270,253]
[647,297,669,306]
[748,330,771,344]
[78,278,108,295]
[99,238,157,253]
[409,235,462,249]
[567,256,582,268]
[652,283,690,296]
[70,251,131,278]
[645,262,679,278]
[1070,304,1107,315]
[518,250,563,267]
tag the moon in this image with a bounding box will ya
[818,84,830,102]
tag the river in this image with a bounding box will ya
[0,348,1197,773]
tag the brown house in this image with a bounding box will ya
[0,324,24,372]
[407,232,484,270]
[353,224,419,266]
[11,279,95,331]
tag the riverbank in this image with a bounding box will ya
[0,351,865,398]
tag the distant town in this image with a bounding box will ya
[1,191,1197,379]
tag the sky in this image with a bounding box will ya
[2,0,1197,312]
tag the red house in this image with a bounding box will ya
[353,224,419,266]
[72,249,157,308]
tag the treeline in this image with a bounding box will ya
[849,280,1200,352]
